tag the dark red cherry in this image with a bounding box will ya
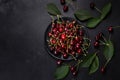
[108,26,113,32]
[63,5,68,12]
[70,66,76,72]
[72,71,77,76]
[60,0,66,5]
[94,41,99,47]
[63,54,68,59]
[57,60,62,65]
[90,2,95,9]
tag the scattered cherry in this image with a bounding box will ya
[57,60,62,65]
[60,0,66,5]
[90,2,95,9]
[72,71,77,76]
[63,5,68,12]
[94,41,99,47]
[70,66,76,72]
[108,26,113,32]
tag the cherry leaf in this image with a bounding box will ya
[55,65,69,80]
[86,17,101,28]
[80,53,96,68]
[89,56,99,74]
[86,2,111,28]
[74,10,92,21]
[46,3,61,16]
[103,40,114,61]
[101,2,112,19]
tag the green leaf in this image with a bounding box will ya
[55,65,69,80]
[101,2,112,19]
[86,2,112,28]
[74,10,92,21]
[46,3,61,16]
[103,40,114,61]
[80,53,96,68]
[86,17,101,28]
[89,56,99,74]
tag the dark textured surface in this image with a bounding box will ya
[0,0,120,80]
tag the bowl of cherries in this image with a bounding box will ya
[45,17,90,60]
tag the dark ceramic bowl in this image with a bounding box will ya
[44,17,89,61]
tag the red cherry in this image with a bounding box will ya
[77,48,82,54]
[94,41,99,47]
[90,2,95,9]
[61,33,66,40]
[63,5,68,12]
[95,35,100,41]
[71,51,76,56]
[108,26,113,32]
[80,30,84,36]
[54,51,58,55]
[75,36,79,41]
[69,23,73,28]
[59,27,63,32]
[70,66,76,72]
[76,43,80,48]
[101,67,105,73]
[50,39,56,44]
[48,32,52,37]
[57,60,62,65]
[52,28,57,33]
[72,71,77,76]
[60,0,65,5]
[63,54,68,59]
[98,32,103,38]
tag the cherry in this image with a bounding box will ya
[70,66,76,72]
[60,0,66,5]
[63,53,68,59]
[63,5,68,12]
[59,27,63,32]
[90,2,95,9]
[57,60,62,65]
[71,51,76,56]
[75,36,79,41]
[94,41,99,47]
[72,71,77,76]
[95,35,100,41]
[100,67,106,74]
[108,26,113,32]
[61,33,66,40]
[77,48,82,54]
[52,28,57,33]
[76,43,80,48]
[54,51,58,55]
[69,23,74,28]
[98,32,103,38]
[80,30,84,36]
[48,32,52,37]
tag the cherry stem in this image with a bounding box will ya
[95,7,102,14]
[102,35,107,43]
[99,40,106,45]
[103,58,110,69]
[69,53,77,61]
[50,16,54,22]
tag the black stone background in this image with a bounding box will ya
[0,0,120,80]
